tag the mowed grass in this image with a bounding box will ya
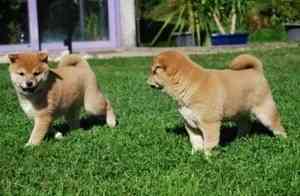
[1,47,300,196]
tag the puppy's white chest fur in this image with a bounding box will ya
[18,97,36,119]
[178,106,198,128]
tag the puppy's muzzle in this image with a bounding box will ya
[147,78,161,89]
[21,80,38,94]
[147,78,154,86]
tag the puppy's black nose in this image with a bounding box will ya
[26,81,33,87]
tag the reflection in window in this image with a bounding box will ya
[38,0,109,43]
[0,0,29,44]
[73,0,109,41]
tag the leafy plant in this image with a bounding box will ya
[245,0,273,32]
[247,0,300,25]
[147,0,210,46]
[271,0,300,23]
[202,0,249,34]
[145,0,251,46]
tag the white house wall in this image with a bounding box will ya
[119,0,137,48]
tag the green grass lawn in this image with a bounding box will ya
[1,47,300,195]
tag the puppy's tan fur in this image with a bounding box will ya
[148,51,286,154]
[8,52,116,146]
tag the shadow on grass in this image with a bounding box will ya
[46,115,107,139]
[167,120,273,146]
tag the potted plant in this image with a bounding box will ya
[146,0,210,46]
[205,0,250,45]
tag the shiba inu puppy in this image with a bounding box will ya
[8,52,116,146]
[147,51,286,155]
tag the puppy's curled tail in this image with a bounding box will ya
[229,54,263,73]
[58,54,89,68]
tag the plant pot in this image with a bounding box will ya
[211,33,249,46]
[173,32,196,46]
[284,24,300,42]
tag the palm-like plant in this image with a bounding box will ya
[206,0,248,34]
[148,0,210,46]
[145,0,251,46]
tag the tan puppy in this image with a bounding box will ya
[147,51,286,155]
[8,52,116,146]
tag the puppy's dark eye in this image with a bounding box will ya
[152,64,163,74]
[154,67,162,74]
[152,67,160,74]
[33,72,41,76]
[18,72,24,76]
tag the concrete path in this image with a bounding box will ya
[0,42,298,64]
[93,42,298,59]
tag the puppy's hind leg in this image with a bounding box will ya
[252,97,286,138]
[84,87,116,128]
[236,113,252,137]
[64,107,81,130]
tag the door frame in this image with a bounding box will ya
[0,0,120,54]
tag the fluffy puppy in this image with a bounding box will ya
[8,52,116,146]
[147,51,286,154]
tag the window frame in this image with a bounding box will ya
[0,0,120,54]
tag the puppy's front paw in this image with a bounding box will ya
[106,113,117,128]
[25,137,42,147]
[191,148,213,160]
[204,150,212,157]
[191,149,194,155]
[191,148,197,155]
[24,142,37,147]
[191,148,204,155]
[276,132,287,138]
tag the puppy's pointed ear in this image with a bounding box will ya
[8,54,19,63]
[38,52,48,63]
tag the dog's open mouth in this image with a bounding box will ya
[147,78,163,90]
[150,83,163,90]
[21,86,38,94]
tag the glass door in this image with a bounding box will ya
[37,0,118,51]
[37,0,72,51]
[0,0,119,53]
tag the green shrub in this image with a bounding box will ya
[249,27,288,43]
